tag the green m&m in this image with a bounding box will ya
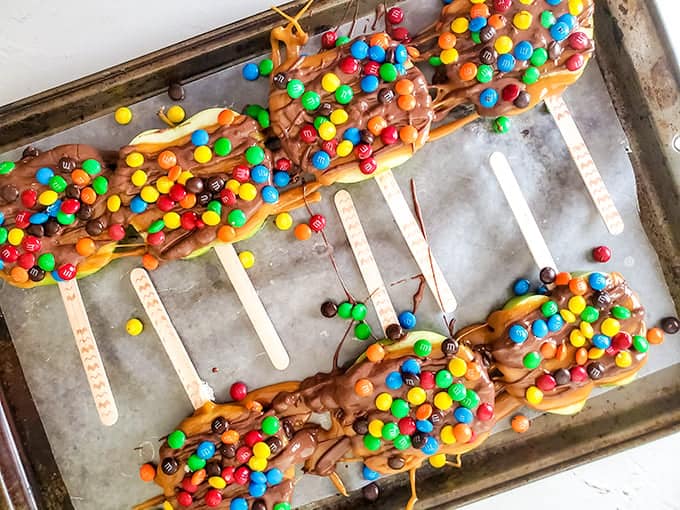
[38,253,56,272]
[0,161,15,175]
[49,175,68,193]
[274,503,291,510]
[523,66,541,85]
[148,220,165,234]
[207,201,222,215]
[523,351,542,369]
[186,454,206,472]
[261,416,280,435]
[227,209,247,228]
[541,300,559,317]
[493,116,511,134]
[301,91,321,111]
[335,85,354,105]
[337,301,353,319]
[355,322,372,340]
[379,63,398,82]
[581,306,599,323]
[167,429,186,449]
[82,159,101,175]
[632,335,649,353]
[381,422,399,441]
[245,146,265,165]
[287,79,305,99]
[448,382,467,401]
[540,11,556,28]
[214,137,232,157]
[531,48,549,67]
[414,339,432,357]
[363,434,381,451]
[92,175,109,195]
[335,36,351,46]
[259,58,274,77]
[393,434,411,450]
[611,306,631,320]
[435,369,453,389]
[391,398,410,419]
[477,64,494,83]
[351,303,367,321]
[461,389,480,410]
[428,56,442,67]
[0,228,7,244]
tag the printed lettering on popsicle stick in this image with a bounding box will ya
[334,190,399,335]
[375,171,457,313]
[213,244,290,370]
[130,268,213,410]
[545,94,624,236]
[58,280,119,426]
[489,152,558,272]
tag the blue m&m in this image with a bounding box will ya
[532,319,549,338]
[311,151,331,170]
[242,63,260,81]
[497,54,516,73]
[547,314,564,332]
[261,186,279,204]
[363,465,380,480]
[273,171,290,188]
[249,482,267,498]
[36,167,54,185]
[469,17,487,32]
[394,45,408,64]
[421,436,439,455]
[588,272,608,291]
[361,75,380,93]
[196,441,215,460]
[250,472,267,485]
[416,420,434,433]
[343,127,361,146]
[550,21,571,41]
[592,334,611,349]
[514,41,534,61]
[250,165,269,183]
[479,88,499,108]
[399,311,417,329]
[546,0,563,4]
[513,278,531,295]
[368,45,386,62]
[509,324,529,343]
[401,358,421,375]
[454,406,474,424]
[385,371,404,390]
[266,468,283,485]
[557,13,577,30]
[130,195,148,213]
[191,129,210,146]
[350,40,369,59]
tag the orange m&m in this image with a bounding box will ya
[395,79,415,96]
[142,253,159,271]
[397,95,416,111]
[399,125,418,144]
[158,150,178,170]
[354,378,374,397]
[569,277,588,295]
[367,116,388,136]
[76,237,96,257]
[218,109,235,126]
[554,271,571,286]
[459,62,478,81]
[511,414,530,433]
[366,343,385,362]
[647,327,664,344]
[71,169,90,186]
[470,3,490,18]
[294,223,312,241]
[139,463,156,482]
[438,32,457,50]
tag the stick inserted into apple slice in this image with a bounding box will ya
[334,190,398,335]
[489,152,557,272]
[544,95,624,236]
[58,280,119,426]
[374,171,457,313]
[130,268,214,409]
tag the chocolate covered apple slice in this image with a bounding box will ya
[268,4,434,186]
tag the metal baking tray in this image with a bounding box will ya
[0,0,679,509]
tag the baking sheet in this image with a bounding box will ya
[1,1,679,509]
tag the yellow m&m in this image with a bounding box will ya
[601,318,621,337]
[615,351,632,368]
[321,73,341,92]
[239,183,257,201]
[202,210,221,226]
[569,0,585,15]
[568,295,586,315]
[252,442,271,459]
[448,357,467,377]
[38,190,58,206]
[330,109,349,125]
[155,176,173,194]
[114,106,132,125]
[194,146,212,164]
[407,387,427,406]
[429,454,447,468]
[7,228,24,246]
[375,393,393,411]
[570,329,586,348]
[140,186,159,203]
[248,457,267,472]
[126,152,144,168]
[275,212,293,230]
[513,10,533,30]
[368,419,384,438]
[494,35,514,54]
[434,391,453,411]
[440,48,459,65]
[560,309,576,323]
[451,17,469,33]
[163,212,181,229]
[107,195,121,212]
[440,425,456,444]
[167,105,186,124]
[318,121,336,141]
[526,386,543,405]
[580,321,594,339]
[131,169,148,187]
[238,250,255,269]
[337,140,354,157]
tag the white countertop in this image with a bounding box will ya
[1,1,679,509]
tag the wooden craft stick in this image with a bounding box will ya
[130,268,213,410]
[545,94,624,236]
[334,190,398,335]
[58,280,118,426]
[213,245,290,370]
[374,171,457,313]
[489,152,558,271]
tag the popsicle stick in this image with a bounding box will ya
[374,171,457,313]
[545,95,624,236]
[489,152,557,271]
[58,280,118,426]
[334,190,398,335]
[213,245,290,370]
[130,268,213,410]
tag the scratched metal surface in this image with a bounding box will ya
[0,1,679,509]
